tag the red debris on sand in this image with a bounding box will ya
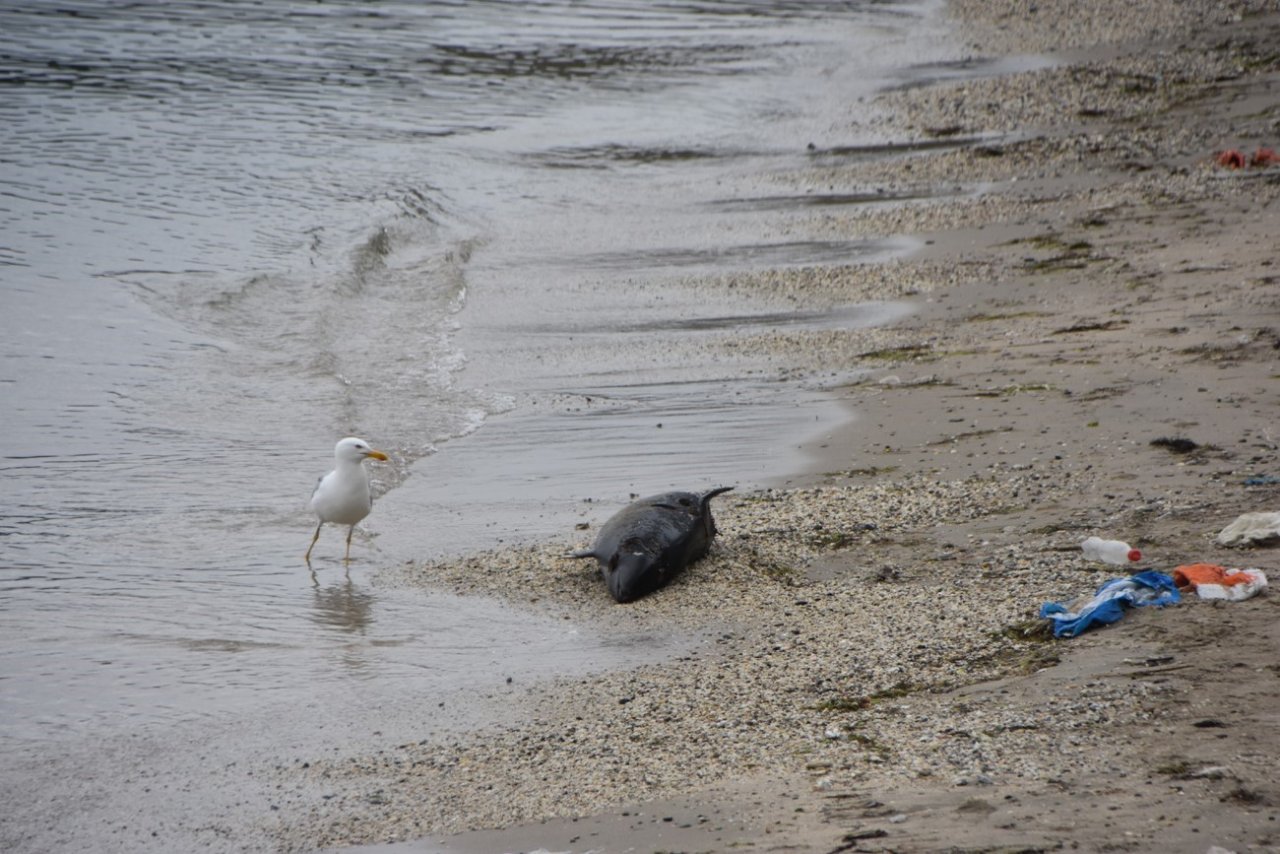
[1215,149,1247,169]
[1251,147,1279,167]
[1214,146,1278,169]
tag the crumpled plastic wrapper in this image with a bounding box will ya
[1216,511,1280,546]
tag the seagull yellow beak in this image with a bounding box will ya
[366,449,389,461]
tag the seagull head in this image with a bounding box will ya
[334,436,389,464]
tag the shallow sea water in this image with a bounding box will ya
[0,0,983,848]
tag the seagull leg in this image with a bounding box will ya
[305,521,323,563]
[344,525,355,563]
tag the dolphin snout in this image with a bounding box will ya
[606,552,653,604]
[610,581,638,603]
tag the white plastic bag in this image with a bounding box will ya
[1216,511,1280,546]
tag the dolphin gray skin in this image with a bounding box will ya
[571,487,733,603]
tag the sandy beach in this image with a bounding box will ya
[269,2,1280,851]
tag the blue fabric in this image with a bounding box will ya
[1040,571,1180,638]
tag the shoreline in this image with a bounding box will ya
[280,2,1280,851]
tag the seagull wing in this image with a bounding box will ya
[311,472,328,501]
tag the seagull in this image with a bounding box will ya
[305,437,389,564]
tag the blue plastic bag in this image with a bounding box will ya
[1040,570,1180,638]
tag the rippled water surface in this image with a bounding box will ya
[1,0,959,848]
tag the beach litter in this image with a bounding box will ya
[1216,149,1247,169]
[1214,146,1279,169]
[1080,536,1141,565]
[1040,518,1272,636]
[1039,571,1180,638]
[1172,564,1268,601]
[1216,511,1280,546]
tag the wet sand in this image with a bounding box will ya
[274,2,1280,851]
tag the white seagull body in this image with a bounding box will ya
[305,437,389,563]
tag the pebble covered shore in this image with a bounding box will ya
[288,473,1088,842]
[272,1,1280,850]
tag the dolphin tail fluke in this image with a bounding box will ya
[700,486,734,540]
[700,486,734,509]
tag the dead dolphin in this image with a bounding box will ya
[571,487,733,603]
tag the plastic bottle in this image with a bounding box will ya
[1081,536,1141,565]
